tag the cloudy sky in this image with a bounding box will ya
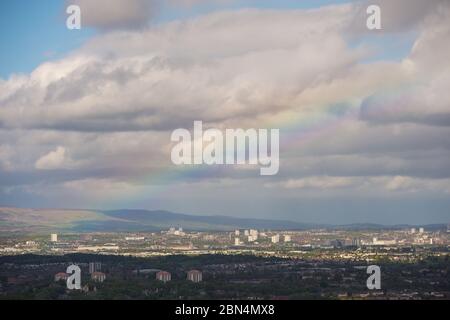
[0,0,449,224]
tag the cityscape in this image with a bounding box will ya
[1,225,448,300]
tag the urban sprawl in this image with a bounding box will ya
[0,226,449,300]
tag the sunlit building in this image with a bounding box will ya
[187,270,203,283]
[91,272,106,283]
[54,272,69,282]
[271,234,280,243]
[156,271,171,283]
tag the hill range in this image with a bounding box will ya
[0,207,446,234]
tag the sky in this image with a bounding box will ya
[0,0,449,225]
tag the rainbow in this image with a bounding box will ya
[98,83,418,209]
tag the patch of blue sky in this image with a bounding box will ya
[350,31,417,63]
[0,0,95,79]
[0,0,410,78]
[156,0,355,24]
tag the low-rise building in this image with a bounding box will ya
[187,270,203,283]
[91,272,106,283]
[156,271,171,282]
[54,272,69,282]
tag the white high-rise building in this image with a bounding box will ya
[419,227,425,234]
[235,230,240,236]
[244,230,249,236]
[50,233,58,242]
[234,238,241,246]
[248,235,257,242]
[284,235,291,243]
[271,234,280,244]
[410,228,416,234]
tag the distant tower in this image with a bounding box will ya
[235,230,240,236]
[419,227,425,234]
[50,233,58,242]
[234,238,240,246]
[271,234,280,244]
[410,228,416,234]
[352,238,361,247]
[284,235,291,243]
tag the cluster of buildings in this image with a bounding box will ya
[54,262,106,284]
[156,270,203,283]
[54,263,204,286]
[167,227,185,236]
[1,227,448,258]
[233,229,292,246]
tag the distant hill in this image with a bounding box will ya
[78,209,320,232]
[332,223,447,232]
[0,207,318,234]
[0,207,446,234]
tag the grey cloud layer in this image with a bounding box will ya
[1,7,359,132]
[67,0,235,30]
[69,0,158,30]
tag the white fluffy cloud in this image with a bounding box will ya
[0,6,362,133]
[265,175,450,194]
[361,4,450,126]
[35,146,73,170]
[266,176,356,190]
